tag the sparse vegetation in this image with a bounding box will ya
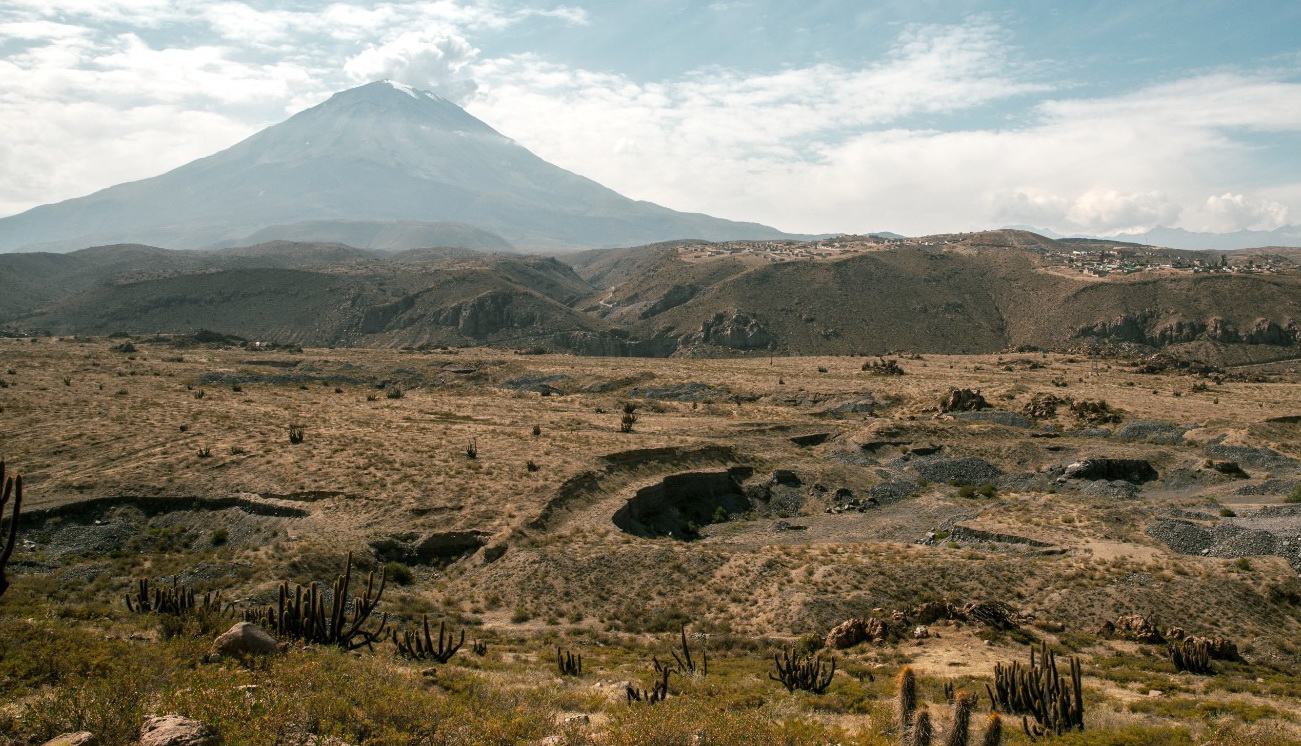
[1,339,1300,743]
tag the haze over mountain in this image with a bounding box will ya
[0,81,799,254]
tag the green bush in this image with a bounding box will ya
[957,482,997,498]
[1287,484,1301,503]
[384,561,414,585]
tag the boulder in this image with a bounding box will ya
[1103,615,1164,643]
[1195,635,1243,662]
[139,716,221,746]
[208,622,279,659]
[824,617,887,649]
[961,601,1018,630]
[1205,460,1247,478]
[940,388,988,412]
[41,733,95,746]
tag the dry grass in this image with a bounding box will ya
[3,336,1301,742]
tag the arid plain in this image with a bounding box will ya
[3,334,1301,744]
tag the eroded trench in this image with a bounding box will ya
[611,467,806,540]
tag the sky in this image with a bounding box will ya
[2,0,1300,237]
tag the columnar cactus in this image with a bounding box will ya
[0,461,22,599]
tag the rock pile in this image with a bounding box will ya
[824,617,888,649]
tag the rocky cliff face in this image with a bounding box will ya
[688,311,776,350]
[1074,312,1298,347]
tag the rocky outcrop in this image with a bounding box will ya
[639,284,698,319]
[440,291,538,337]
[690,310,775,350]
[1074,311,1298,347]
[1101,614,1164,643]
[825,617,888,649]
[548,330,679,357]
[940,388,989,412]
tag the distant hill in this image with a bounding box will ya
[0,80,803,254]
[7,233,1301,358]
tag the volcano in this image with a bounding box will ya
[0,80,797,253]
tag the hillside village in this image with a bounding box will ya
[678,232,1298,276]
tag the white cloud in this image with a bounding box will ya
[344,31,480,102]
[0,2,1297,240]
[1199,192,1290,232]
[1065,190,1181,235]
[465,48,1301,235]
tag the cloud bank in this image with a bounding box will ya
[0,0,1298,239]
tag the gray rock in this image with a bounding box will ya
[1115,421,1189,444]
[1234,479,1299,496]
[868,481,920,505]
[139,716,221,746]
[208,622,279,659]
[909,456,1003,486]
[1204,445,1301,472]
[1080,480,1140,499]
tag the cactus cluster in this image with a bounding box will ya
[1169,638,1214,674]
[126,577,225,616]
[626,666,671,704]
[0,460,22,599]
[769,647,835,694]
[987,642,1084,738]
[393,616,463,662]
[897,667,1002,746]
[557,647,583,676]
[247,552,388,651]
[653,623,707,677]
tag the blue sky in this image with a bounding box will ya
[1,0,1299,236]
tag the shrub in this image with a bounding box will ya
[1286,484,1301,503]
[384,561,414,585]
[210,528,228,546]
[957,482,996,498]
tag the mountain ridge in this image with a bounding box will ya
[8,232,1301,362]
